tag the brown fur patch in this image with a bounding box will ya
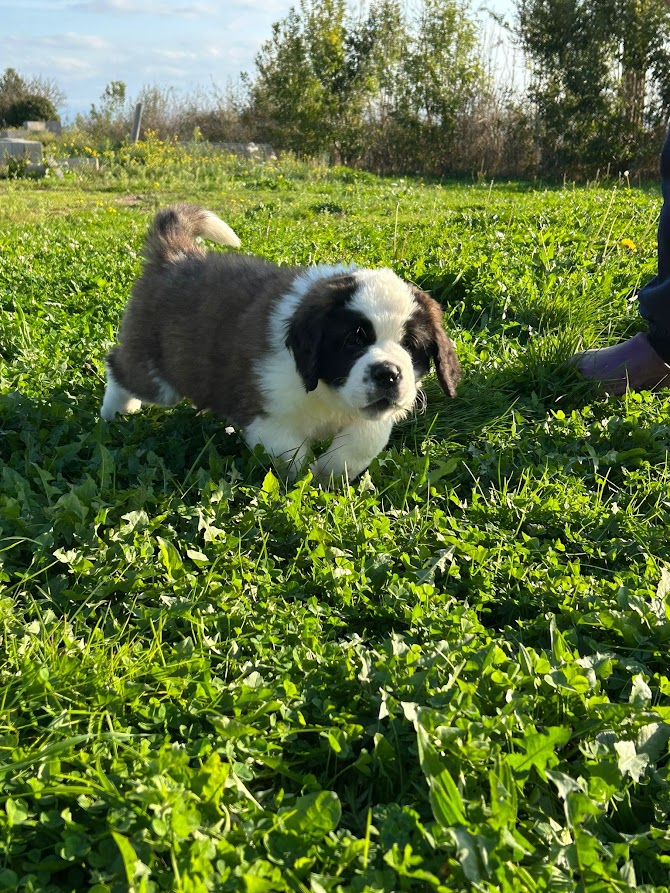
[109,251,299,427]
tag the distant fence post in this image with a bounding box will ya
[131,103,144,142]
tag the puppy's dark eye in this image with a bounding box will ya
[344,326,368,348]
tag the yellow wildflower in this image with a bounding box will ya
[620,238,637,252]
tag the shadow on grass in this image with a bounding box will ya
[397,337,600,450]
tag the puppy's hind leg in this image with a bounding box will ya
[101,361,143,421]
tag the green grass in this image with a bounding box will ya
[2,153,670,892]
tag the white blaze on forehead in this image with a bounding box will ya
[349,268,415,341]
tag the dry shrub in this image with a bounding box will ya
[76,81,253,145]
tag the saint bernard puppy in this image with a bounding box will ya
[101,204,461,482]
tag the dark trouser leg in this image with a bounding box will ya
[639,125,670,361]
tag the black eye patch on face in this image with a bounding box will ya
[319,308,376,387]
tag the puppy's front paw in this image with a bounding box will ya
[245,432,308,484]
[310,420,392,486]
[310,456,369,486]
[309,460,335,487]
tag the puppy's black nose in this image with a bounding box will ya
[370,362,401,389]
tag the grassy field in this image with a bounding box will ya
[2,144,670,892]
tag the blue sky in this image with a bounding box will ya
[0,0,515,121]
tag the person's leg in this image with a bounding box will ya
[573,125,670,394]
[574,332,670,395]
[638,127,670,359]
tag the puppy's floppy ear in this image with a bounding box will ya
[285,274,358,393]
[411,287,461,398]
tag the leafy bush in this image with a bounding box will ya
[4,93,58,127]
[0,68,63,128]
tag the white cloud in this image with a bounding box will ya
[153,48,199,61]
[228,0,293,10]
[70,0,217,16]
[3,31,109,51]
[0,1,71,9]
[42,56,97,76]
[40,32,111,51]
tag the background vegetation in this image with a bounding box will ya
[1,143,670,892]
[4,0,670,178]
[0,67,62,129]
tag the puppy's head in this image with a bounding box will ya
[285,269,460,418]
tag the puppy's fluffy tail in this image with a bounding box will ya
[144,203,241,266]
